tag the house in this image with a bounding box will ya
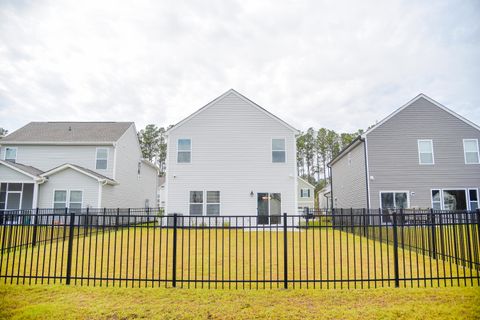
[165,89,299,225]
[0,122,158,216]
[297,177,315,211]
[328,94,480,220]
[317,184,331,211]
[157,176,166,209]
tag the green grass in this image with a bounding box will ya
[1,225,478,288]
[0,284,479,319]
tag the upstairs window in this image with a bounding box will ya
[272,138,286,163]
[463,139,479,164]
[96,148,108,170]
[5,147,17,163]
[177,139,191,163]
[418,140,434,164]
[300,188,311,198]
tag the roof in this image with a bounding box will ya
[297,176,315,188]
[328,136,364,166]
[0,122,133,144]
[0,160,44,179]
[40,163,117,184]
[166,89,300,134]
[361,93,480,137]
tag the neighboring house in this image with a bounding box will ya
[329,94,480,219]
[317,184,331,211]
[165,89,299,225]
[157,176,166,209]
[297,177,315,211]
[0,122,158,216]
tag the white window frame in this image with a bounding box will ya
[431,189,442,210]
[2,182,24,211]
[463,139,479,164]
[4,147,17,162]
[189,190,203,215]
[206,191,221,216]
[468,188,479,211]
[52,189,83,209]
[300,188,310,198]
[177,138,192,164]
[95,148,109,170]
[417,139,434,165]
[379,191,410,209]
[271,138,286,163]
[430,188,477,210]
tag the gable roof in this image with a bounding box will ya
[0,122,133,144]
[166,89,299,134]
[0,160,44,180]
[297,176,315,188]
[40,163,117,185]
[361,94,480,137]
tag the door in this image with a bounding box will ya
[5,192,21,224]
[257,193,282,225]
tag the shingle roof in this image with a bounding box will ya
[41,163,116,183]
[0,122,133,143]
[0,160,43,177]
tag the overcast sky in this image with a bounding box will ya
[1,0,479,134]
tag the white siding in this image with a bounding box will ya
[37,168,99,208]
[0,145,115,178]
[297,178,315,208]
[166,92,297,217]
[101,125,158,208]
[0,164,34,183]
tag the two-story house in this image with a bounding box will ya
[329,94,480,220]
[165,89,299,225]
[0,122,158,215]
[297,177,315,211]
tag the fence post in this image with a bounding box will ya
[116,208,120,230]
[350,208,354,234]
[172,213,178,288]
[429,209,437,259]
[362,208,367,236]
[65,209,75,285]
[392,209,400,288]
[31,207,39,247]
[283,213,288,289]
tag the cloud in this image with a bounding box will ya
[0,0,479,133]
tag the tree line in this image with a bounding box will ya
[137,124,366,186]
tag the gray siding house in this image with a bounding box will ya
[0,122,158,214]
[329,94,480,215]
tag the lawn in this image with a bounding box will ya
[0,284,479,319]
[1,225,478,288]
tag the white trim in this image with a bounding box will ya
[97,182,103,208]
[176,138,192,164]
[52,189,84,209]
[271,137,287,164]
[297,176,315,188]
[95,147,109,170]
[32,182,39,209]
[379,190,410,209]
[417,139,435,165]
[365,137,371,209]
[0,141,116,146]
[166,89,299,135]
[41,164,117,185]
[468,188,479,210]
[112,143,117,180]
[300,188,311,198]
[430,188,477,210]
[4,147,17,162]
[361,94,480,139]
[463,139,480,164]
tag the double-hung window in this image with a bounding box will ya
[300,188,310,198]
[5,147,17,163]
[96,148,108,170]
[177,139,191,163]
[272,139,286,163]
[189,191,221,216]
[468,189,478,210]
[463,139,479,164]
[189,191,203,215]
[418,140,434,164]
[206,191,220,216]
[54,190,83,210]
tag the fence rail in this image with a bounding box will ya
[1,208,479,289]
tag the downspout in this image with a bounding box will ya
[361,137,370,210]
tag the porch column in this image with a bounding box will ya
[32,182,39,209]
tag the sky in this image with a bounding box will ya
[1,0,479,134]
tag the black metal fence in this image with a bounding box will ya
[0,208,479,289]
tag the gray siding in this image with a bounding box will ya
[331,141,367,208]
[367,97,480,209]
[101,125,158,208]
[0,164,34,182]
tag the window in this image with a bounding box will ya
[54,190,67,210]
[380,191,409,224]
[96,148,108,169]
[272,139,286,163]
[300,188,310,198]
[431,190,442,210]
[177,139,191,163]
[468,189,478,210]
[69,191,83,210]
[418,140,434,164]
[5,147,17,163]
[206,191,220,216]
[189,191,203,215]
[443,190,467,211]
[463,139,479,164]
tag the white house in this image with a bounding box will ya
[165,89,299,225]
[0,122,158,214]
[297,177,315,211]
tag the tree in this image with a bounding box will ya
[0,128,7,138]
[138,124,161,163]
[316,128,329,184]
